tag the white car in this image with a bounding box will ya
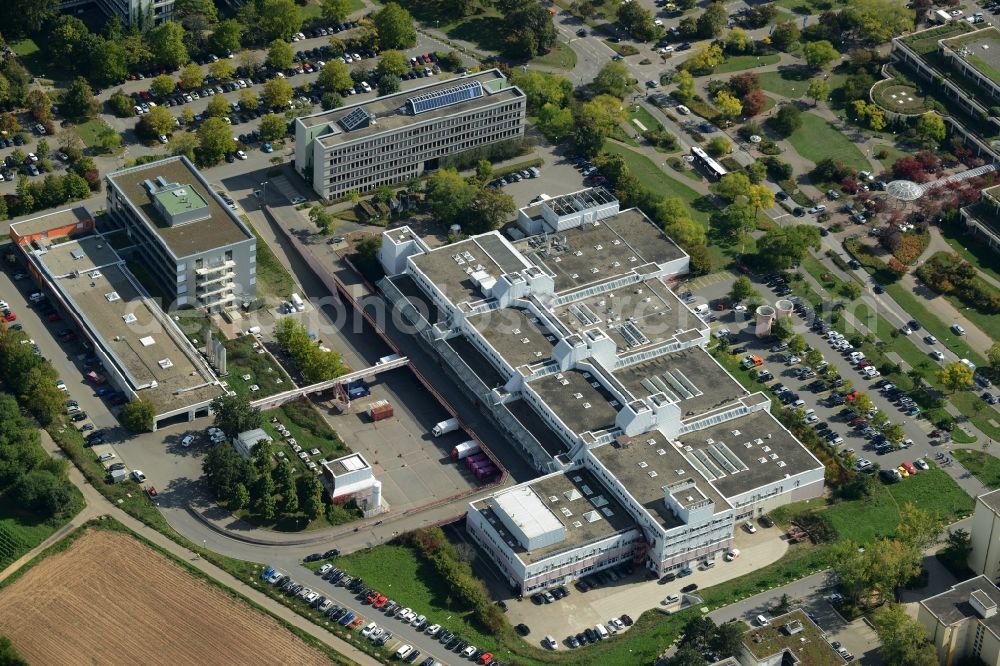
[318,563,332,575]
[158,134,168,144]
[743,520,757,534]
[425,624,441,635]
[461,646,477,658]
[609,617,625,631]
[410,614,426,627]
[914,458,930,470]
[676,104,690,115]
[543,636,558,650]
[931,350,944,361]
[289,196,306,204]
[662,594,680,605]
[756,614,770,627]
[361,622,378,638]
[236,150,247,160]
[55,380,67,391]
[181,434,195,447]
[131,470,146,482]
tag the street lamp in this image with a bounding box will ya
[259,181,268,204]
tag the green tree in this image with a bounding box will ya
[938,361,974,392]
[0,635,27,666]
[804,348,824,368]
[266,38,294,71]
[262,77,293,109]
[140,105,176,137]
[573,95,624,157]
[725,27,753,54]
[374,2,417,49]
[258,488,277,521]
[788,334,807,354]
[511,70,573,112]
[209,59,235,81]
[469,187,516,233]
[120,397,155,432]
[883,422,906,445]
[376,50,409,79]
[211,394,263,439]
[803,40,839,70]
[475,160,493,184]
[683,44,725,75]
[258,0,302,41]
[309,204,339,234]
[88,38,129,87]
[729,275,759,303]
[771,21,800,51]
[10,470,74,516]
[756,225,821,270]
[748,183,774,214]
[148,21,189,69]
[715,172,752,202]
[915,111,946,146]
[276,461,298,514]
[989,342,1000,371]
[174,0,218,25]
[425,168,476,226]
[179,63,205,91]
[205,93,230,118]
[322,0,353,23]
[706,135,732,157]
[151,74,176,97]
[259,113,285,142]
[229,481,250,511]
[712,203,756,245]
[35,139,50,161]
[536,103,574,143]
[843,0,914,43]
[49,16,90,69]
[942,528,973,567]
[770,104,802,136]
[239,89,260,111]
[806,77,830,106]
[618,1,657,42]
[592,61,630,99]
[26,89,52,123]
[501,0,557,57]
[872,603,939,666]
[298,473,324,520]
[211,19,245,54]
[377,74,400,96]
[674,69,695,101]
[0,0,59,40]
[203,441,250,499]
[697,2,728,38]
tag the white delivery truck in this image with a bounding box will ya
[432,418,460,437]
[451,441,480,460]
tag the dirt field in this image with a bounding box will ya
[0,529,333,666]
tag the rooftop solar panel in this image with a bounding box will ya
[340,107,371,131]
[406,81,484,115]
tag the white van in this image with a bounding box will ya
[395,644,413,659]
[693,303,709,315]
[595,624,609,640]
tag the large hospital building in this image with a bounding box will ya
[377,189,824,592]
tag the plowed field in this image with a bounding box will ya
[0,529,332,666]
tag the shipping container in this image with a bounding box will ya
[474,465,498,480]
[367,400,393,421]
[464,453,489,467]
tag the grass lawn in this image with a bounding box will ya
[260,398,351,476]
[627,105,663,133]
[872,143,908,170]
[770,0,850,13]
[602,141,714,228]
[10,39,74,81]
[788,467,972,545]
[954,448,1000,488]
[300,0,364,19]
[883,282,985,368]
[941,225,1000,284]
[0,489,83,572]
[446,11,505,53]
[240,215,296,299]
[788,112,869,171]
[75,118,123,155]
[713,54,780,75]
[530,41,577,69]
[223,334,292,399]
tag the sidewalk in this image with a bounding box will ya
[6,431,380,666]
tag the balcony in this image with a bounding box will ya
[196,269,235,287]
[196,281,234,297]
[195,260,236,277]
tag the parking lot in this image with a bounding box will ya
[687,272,954,481]
[500,528,787,646]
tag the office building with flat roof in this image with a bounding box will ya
[377,190,824,591]
[294,70,526,200]
[104,156,257,311]
[10,211,225,429]
[59,0,174,27]
[919,576,1000,666]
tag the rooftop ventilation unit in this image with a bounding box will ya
[105,292,120,302]
[122,313,137,323]
[158,358,174,369]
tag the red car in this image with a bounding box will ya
[47,312,61,322]
[2,311,15,322]
[146,486,158,498]
[373,595,388,608]
[845,391,860,401]
[477,653,493,665]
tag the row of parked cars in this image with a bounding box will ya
[564,615,633,649]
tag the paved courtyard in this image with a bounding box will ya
[502,529,788,644]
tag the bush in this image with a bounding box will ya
[916,252,1000,313]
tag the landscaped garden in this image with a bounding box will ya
[787,113,869,171]
[870,80,933,115]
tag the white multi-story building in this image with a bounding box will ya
[60,0,174,27]
[104,156,257,312]
[294,69,526,200]
[321,453,384,517]
[378,189,825,592]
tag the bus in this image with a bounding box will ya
[690,145,727,181]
